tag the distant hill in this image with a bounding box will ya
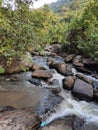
[49,0,73,13]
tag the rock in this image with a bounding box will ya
[0,53,33,74]
[47,58,54,65]
[72,79,93,100]
[48,79,59,86]
[32,64,46,71]
[72,116,85,130]
[94,91,98,101]
[76,74,92,84]
[32,70,52,79]
[83,58,98,73]
[65,64,73,76]
[49,53,58,56]
[51,44,61,54]
[62,76,74,90]
[40,115,85,130]
[0,110,40,130]
[0,106,15,113]
[49,62,66,75]
[73,55,84,67]
[28,78,42,86]
[93,81,98,90]
[83,58,95,65]
[64,54,76,63]
[75,66,92,74]
[51,87,61,94]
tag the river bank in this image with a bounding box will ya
[0,44,98,130]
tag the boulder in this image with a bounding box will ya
[0,53,33,74]
[72,79,93,100]
[32,70,52,79]
[64,54,76,63]
[47,58,54,65]
[49,62,66,75]
[32,64,46,71]
[28,78,42,86]
[93,81,98,90]
[65,64,73,76]
[94,91,98,101]
[0,106,15,113]
[62,76,74,90]
[40,115,85,130]
[51,87,61,94]
[75,66,92,74]
[0,110,40,130]
[73,55,84,67]
[83,58,98,73]
[76,74,92,84]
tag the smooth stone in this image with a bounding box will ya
[72,79,93,100]
[32,70,52,79]
[62,76,74,90]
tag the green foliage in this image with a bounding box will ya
[0,66,5,74]
[62,0,98,60]
[0,0,98,66]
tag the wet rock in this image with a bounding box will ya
[32,70,52,79]
[64,54,76,63]
[0,110,40,130]
[72,116,85,130]
[72,79,93,100]
[76,74,92,84]
[49,62,66,75]
[48,79,59,86]
[93,81,98,90]
[62,76,74,90]
[40,115,85,130]
[51,87,61,94]
[28,78,42,86]
[32,64,46,71]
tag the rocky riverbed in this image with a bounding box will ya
[0,44,98,130]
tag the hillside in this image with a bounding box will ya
[49,0,73,13]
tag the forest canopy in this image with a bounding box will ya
[0,0,98,63]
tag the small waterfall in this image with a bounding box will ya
[40,68,98,125]
[32,56,98,126]
[45,90,98,125]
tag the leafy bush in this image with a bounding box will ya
[62,0,98,61]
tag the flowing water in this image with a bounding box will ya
[40,68,98,126]
[0,56,98,128]
[32,57,98,126]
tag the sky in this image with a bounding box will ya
[33,0,58,8]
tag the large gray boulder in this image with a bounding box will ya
[72,79,93,100]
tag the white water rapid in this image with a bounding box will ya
[41,68,98,125]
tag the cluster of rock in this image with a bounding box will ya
[31,53,98,102]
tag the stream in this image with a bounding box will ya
[0,56,98,129]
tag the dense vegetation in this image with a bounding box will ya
[0,0,98,73]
